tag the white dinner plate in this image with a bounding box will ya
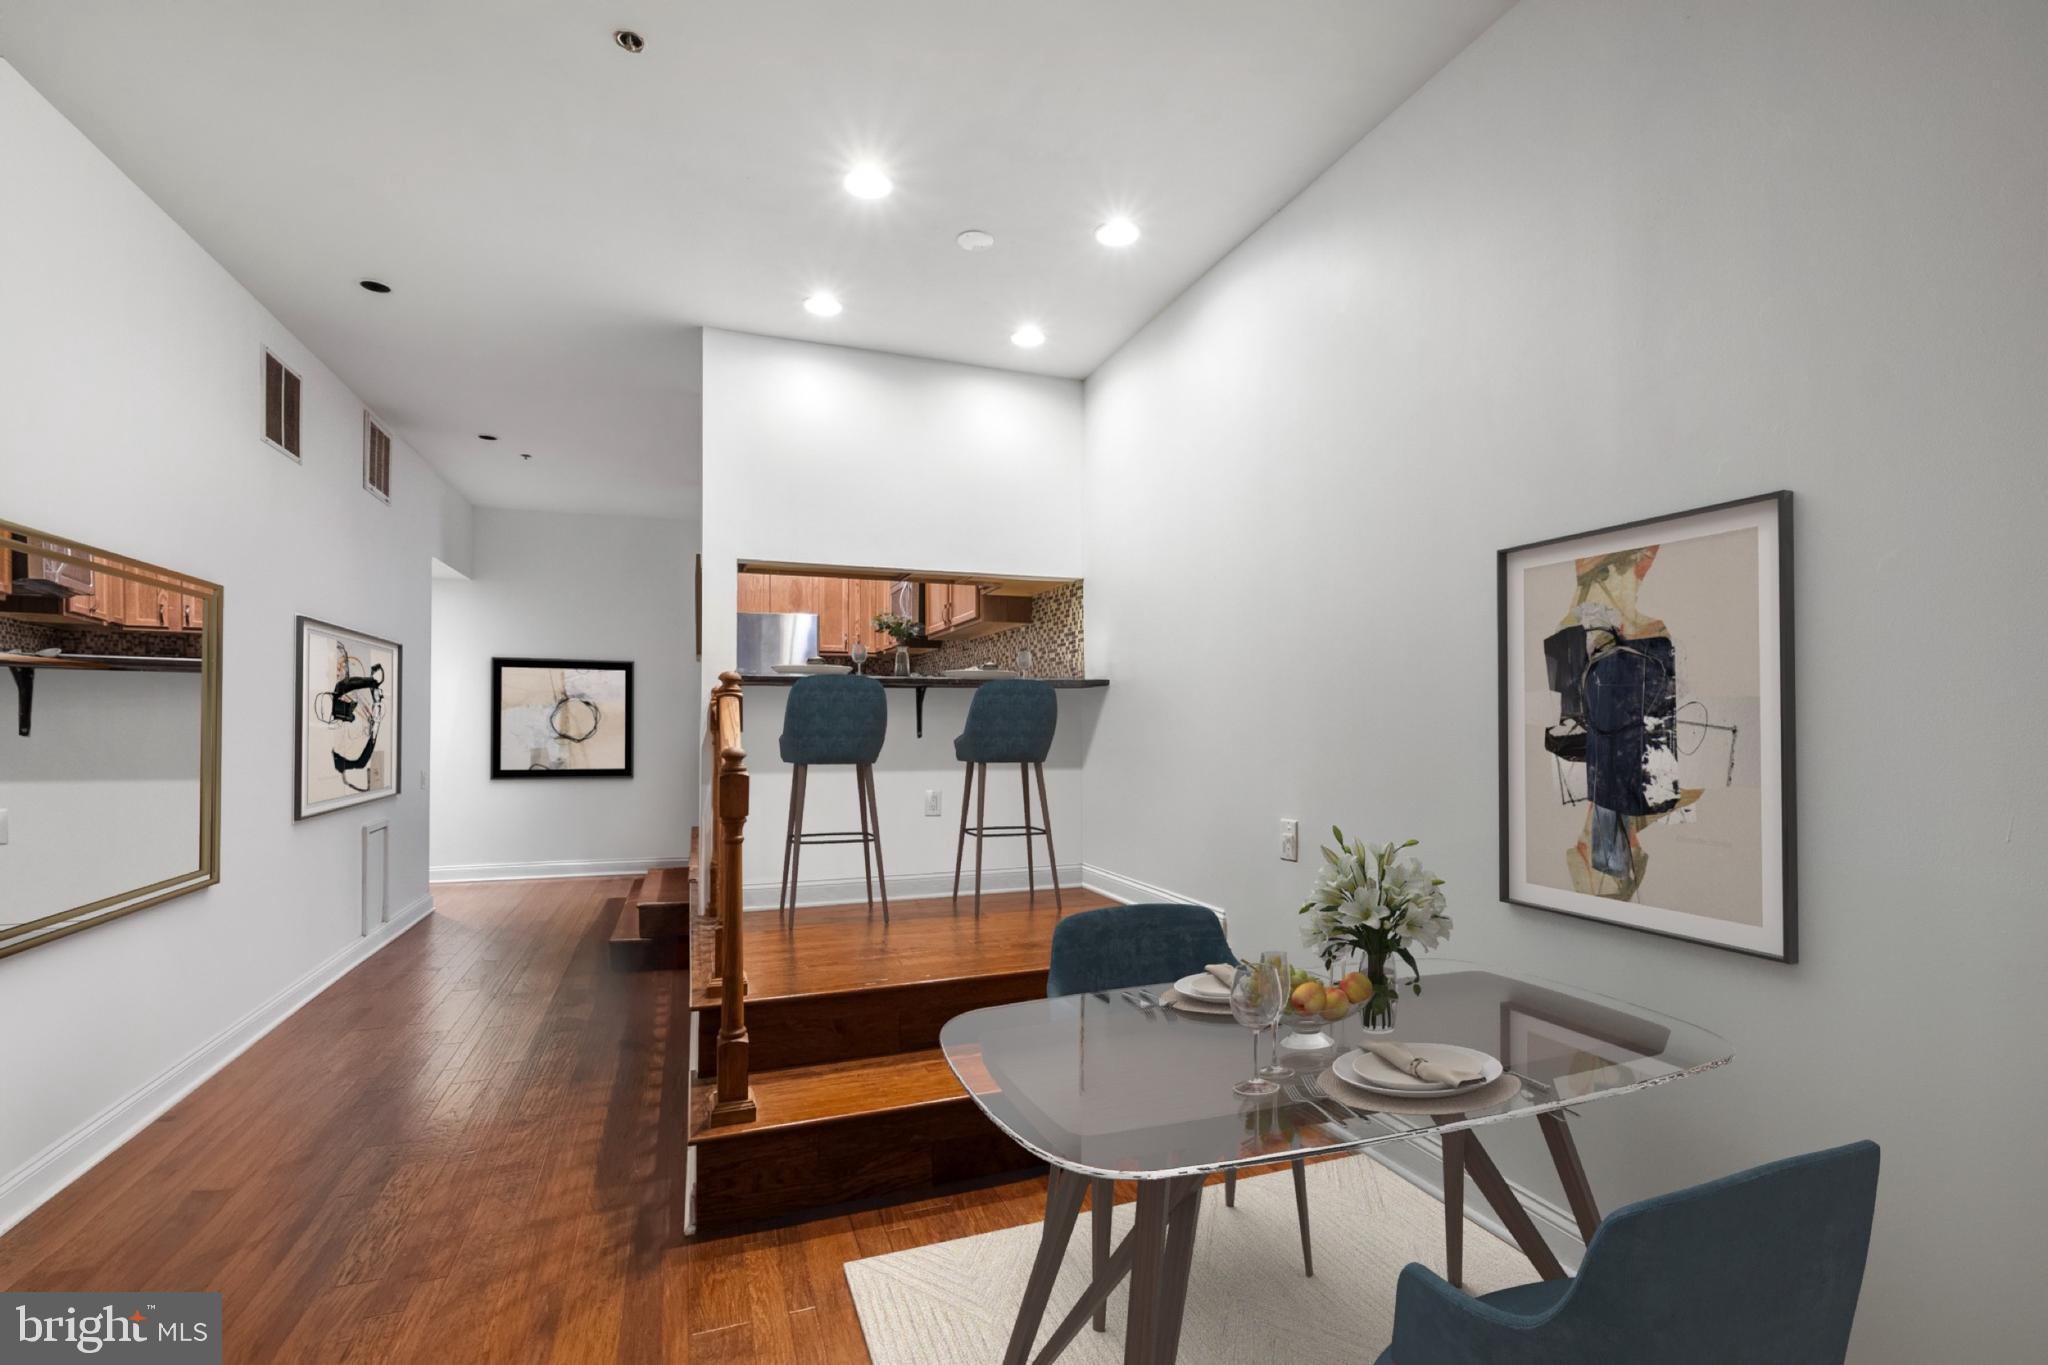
[771,663,852,675]
[1164,991,1234,1015]
[1334,1043,1502,1097]
[942,668,1020,679]
[1173,971,1233,1002]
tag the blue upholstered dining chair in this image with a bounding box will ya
[777,675,890,922]
[1373,1139,1880,1365]
[952,679,1062,915]
[1046,903,1317,1301]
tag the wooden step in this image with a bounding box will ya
[689,1049,1039,1228]
[695,967,1046,1076]
[607,866,693,972]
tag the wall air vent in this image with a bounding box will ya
[363,414,393,502]
[263,349,303,459]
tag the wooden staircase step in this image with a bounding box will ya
[607,865,693,972]
[695,967,1047,1075]
[689,1050,1037,1228]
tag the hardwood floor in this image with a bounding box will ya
[0,877,1090,1363]
[698,884,1120,1002]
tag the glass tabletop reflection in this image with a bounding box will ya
[938,961,1732,1181]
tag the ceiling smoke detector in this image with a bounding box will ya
[956,229,995,252]
[613,30,645,54]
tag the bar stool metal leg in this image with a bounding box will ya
[856,760,876,914]
[1034,761,1064,913]
[1020,763,1037,903]
[952,762,974,909]
[787,764,808,921]
[779,764,801,917]
[973,761,989,917]
[863,763,891,924]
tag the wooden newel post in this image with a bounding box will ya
[710,671,756,1123]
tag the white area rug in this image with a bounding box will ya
[845,1159,1537,1364]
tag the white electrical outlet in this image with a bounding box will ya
[924,789,942,817]
[1279,818,1299,862]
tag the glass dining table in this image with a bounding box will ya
[939,960,1732,1365]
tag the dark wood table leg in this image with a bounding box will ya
[1290,1158,1314,1278]
[1121,1180,1171,1365]
[1002,1169,1089,1365]
[1151,1174,1205,1364]
[1439,1121,1468,1288]
[1223,1167,1236,1207]
[1538,1110,1603,1244]
[1458,1126,1569,1281]
[1091,1178,1113,1332]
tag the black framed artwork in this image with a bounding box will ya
[1498,492,1796,961]
[490,658,634,779]
[296,616,402,820]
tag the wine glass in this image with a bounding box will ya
[1229,960,1287,1096]
[849,639,868,673]
[1016,646,1034,677]
[1258,950,1293,1079]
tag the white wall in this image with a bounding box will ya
[1083,1,2047,1358]
[0,61,472,1230]
[430,507,699,879]
[0,672,201,917]
[699,329,1093,893]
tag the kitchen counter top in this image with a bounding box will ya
[737,674,1106,736]
[738,674,1106,689]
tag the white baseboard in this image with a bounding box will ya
[0,893,434,1238]
[1361,1131,1587,1274]
[744,863,1086,910]
[431,855,689,884]
[1079,865,1227,935]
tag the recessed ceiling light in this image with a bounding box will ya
[358,279,392,293]
[842,164,893,200]
[1095,217,1141,248]
[520,452,534,461]
[803,292,843,318]
[1010,324,1046,349]
[613,30,645,54]
[478,434,498,441]
[956,229,996,252]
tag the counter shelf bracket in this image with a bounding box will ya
[11,664,30,737]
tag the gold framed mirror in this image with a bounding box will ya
[0,519,222,961]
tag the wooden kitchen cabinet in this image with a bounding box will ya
[737,572,774,614]
[925,581,1030,640]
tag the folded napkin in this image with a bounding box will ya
[1357,1040,1485,1088]
[1204,963,1239,989]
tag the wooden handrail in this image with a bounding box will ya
[705,670,756,1124]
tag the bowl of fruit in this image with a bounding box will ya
[1280,969,1375,1050]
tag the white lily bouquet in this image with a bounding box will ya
[1298,830,1451,1024]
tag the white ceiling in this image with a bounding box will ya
[0,0,1511,517]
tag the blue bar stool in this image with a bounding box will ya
[951,680,1061,916]
[778,676,889,923]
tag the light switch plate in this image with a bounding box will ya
[1279,818,1299,862]
[924,789,942,817]
[0,808,9,845]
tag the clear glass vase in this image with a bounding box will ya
[895,645,912,675]
[1360,953,1398,1033]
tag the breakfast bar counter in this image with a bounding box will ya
[739,673,1108,736]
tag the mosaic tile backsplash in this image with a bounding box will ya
[921,580,1084,678]
[0,617,202,658]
